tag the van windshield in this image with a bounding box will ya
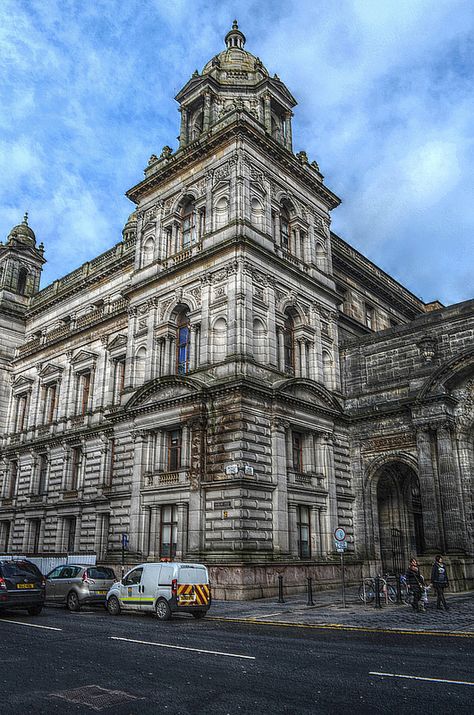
[179,567,207,584]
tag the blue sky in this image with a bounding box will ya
[0,0,473,305]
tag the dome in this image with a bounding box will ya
[202,21,269,83]
[7,213,36,245]
[124,210,138,229]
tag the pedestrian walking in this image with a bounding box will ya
[405,558,426,612]
[431,554,450,610]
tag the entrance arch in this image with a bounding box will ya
[370,460,425,573]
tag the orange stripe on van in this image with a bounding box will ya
[177,583,210,606]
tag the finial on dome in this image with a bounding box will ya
[225,20,246,50]
[23,211,29,225]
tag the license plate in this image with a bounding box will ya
[96,590,107,595]
[17,583,34,589]
[179,595,196,603]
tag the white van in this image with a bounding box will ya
[105,562,211,620]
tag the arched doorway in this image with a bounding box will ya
[374,461,425,573]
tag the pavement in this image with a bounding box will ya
[210,586,474,636]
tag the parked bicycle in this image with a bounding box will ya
[358,575,397,604]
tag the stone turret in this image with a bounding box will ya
[0,213,45,299]
[175,21,296,150]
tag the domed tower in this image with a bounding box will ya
[175,20,296,150]
[0,213,45,300]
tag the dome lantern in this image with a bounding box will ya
[224,20,246,50]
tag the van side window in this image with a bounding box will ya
[123,567,143,586]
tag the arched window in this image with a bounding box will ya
[214,195,229,230]
[181,199,196,249]
[322,350,332,387]
[315,242,326,272]
[191,109,203,140]
[283,313,295,373]
[17,267,28,295]
[143,237,155,266]
[135,346,147,385]
[212,317,227,363]
[176,309,191,375]
[250,197,264,230]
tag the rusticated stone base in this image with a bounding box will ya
[208,560,364,600]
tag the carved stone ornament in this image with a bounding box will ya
[453,379,474,430]
[159,298,174,321]
[417,333,437,363]
[361,433,416,453]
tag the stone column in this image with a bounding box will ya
[310,505,319,557]
[200,275,212,365]
[179,106,189,147]
[318,506,328,557]
[181,423,190,468]
[415,427,443,551]
[321,432,337,550]
[288,502,299,557]
[202,92,211,132]
[190,325,199,370]
[263,93,272,133]
[436,422,464,551]
[271,418,289,556]
[129,430,147,556]
[124,308,137,389]
[176,503,188,559]
[147,506,160,559]
[285,111,293,151]
[299,339,307,378]
[312,305,323,383]
[187,418,206,554]
[226,267,238,357]
[277,327,285,372]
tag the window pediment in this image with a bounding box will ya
[39,362,64,384]
[70,349,97,373]
[12,376,34,395]
[277,379,342,412]
[107,334,128,359]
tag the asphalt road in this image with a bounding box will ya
[0,605,473,714]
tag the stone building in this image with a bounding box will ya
[0,23,472,597]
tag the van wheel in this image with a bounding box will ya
[67,591,80,612]
[192,611,206,619]
[107,596,121,616]
[27,605,43,616]
[155,599,171,621]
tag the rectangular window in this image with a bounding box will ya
[297,506,311,559]
[0,521,11,552]
[8,461,18,499]
[292,432,304,472]
[365,305,374,330]
[281,217,289,250]
[105,439,115,487]
[78,372,91,415]
[114,359,125,404]
[44,383,57,423]
[65,517,76,553]
[167,430,182,471]
[160,505,178,559]
[15,394,28,432]
[177,326,190,375]
[37,454,48,495]
[70,447,82,491]
[30,519,41,554]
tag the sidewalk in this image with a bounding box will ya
[210,586,474,635]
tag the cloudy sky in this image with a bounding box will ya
[0,0,473,305]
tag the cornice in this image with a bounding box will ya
[126,112,341,210]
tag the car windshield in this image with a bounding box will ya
[2,561,42,579]
[86,567,116,580]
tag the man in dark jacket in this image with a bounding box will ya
[431,555,449,610]
[406,558,425,612]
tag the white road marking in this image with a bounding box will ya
[251,612,284,618]
[370,671,474,686]
[0,619,62,631]
[110,636,255,660]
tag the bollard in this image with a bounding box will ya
[396,574,403,604]
[307,577,315,606]
[277,574,285,603]
[374,575,382,609]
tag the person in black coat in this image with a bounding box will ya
[405,558,426,612]
[431,554,450,610]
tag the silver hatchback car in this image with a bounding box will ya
[45,565,117,611]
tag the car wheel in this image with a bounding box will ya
[27,605,43,616]
[192,611,206,619]
[107,596,121,616]
[66,591,81,612]
[155,599,171,621]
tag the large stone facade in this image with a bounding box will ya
[0,24,472,597]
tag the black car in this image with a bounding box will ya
[0,559,45,615]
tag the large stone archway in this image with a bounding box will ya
[369,460,424,573]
